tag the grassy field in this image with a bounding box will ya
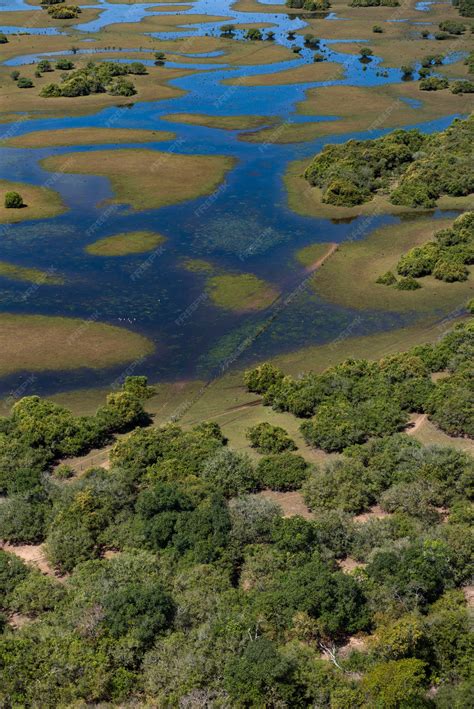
[41,149,236,211]
[242,83,473,143]
[308,218,474,312]
[0,313,154,376]
[86,231,166,257]
[206,273,279,312]
[0,261,64,285]
[284,158,474,220]
[222,61,341,87]
[3,128,176,149]
[163,113,279,131]
[295,243,333,268]
[0,179,66,224]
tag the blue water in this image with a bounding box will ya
[0,0,465,396]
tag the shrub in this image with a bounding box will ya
[4,191,24,208]
[244,362,284,394]
[324,179,370,206]
[107,77,136,96]
[376,270,397,285]
[396,242,440,277]
[451,80,474,93]
[0,33,8,44]
[40,82,62,97]
[48,5,81,18]
[17,77,34,89]
[395,276,422,290]
[55,58,74,70]
[256,452,309,491]
[37,60,52,72]
[10,70,20,81]
[433,257,469,282]
[434,31,450,40]
[373,24,383,32]
[245,29,262,41]
[439,19,465,33]
[246,422,296,454]
[419,77,449,90]
[201,449,259,497]
[300,399,366,452]
[127,61,147,75]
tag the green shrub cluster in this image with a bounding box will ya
[286,0,331,9]
[39,61,145,98]
[246,422,297,453]
[4,191,24,208]
[304,115,474,208]
[47,4,81,19]
[244,319,474,446]
[378,211,473,287]
[350,0,399,5]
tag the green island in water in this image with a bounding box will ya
[0,0,473,705]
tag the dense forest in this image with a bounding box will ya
[0,319,472,706]
[303,115,473,208]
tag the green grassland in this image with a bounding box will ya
[41,149,236,211]
[0,179,67,224]
[86,231,166,257]
[0,313,154,376]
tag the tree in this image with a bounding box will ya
[201,449,259,497]
[37,60,52,72]
[244,362,284,394]
[246,422,296,454]
[257,452,308,491]
[4,191,24,208]
[224,637,297,705]
[245,28,262,41]
[361,659,428,708]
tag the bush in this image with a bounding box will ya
[107,77,136,96]
[4,191,24,208]
[48,5,81,18]
[201,449,259,497]
[396,242,440,277]
[419,77,449,90]
[0,33,8,44]
[451,80,474,94]
[10,70,20,81]
[246,422,296,454]
[244,362,284,394]
[395,276,422,290]
[40,82,62,97]
[55,58,74,70]
[373,24,383,32]
[433,257,469,282]
[256,452,309,491]
[376,270,397,285]
[324,179,370,206]
[37,60,52,72]
[245,28,262,41]
[439,19,465,33]
[17,77,34,89]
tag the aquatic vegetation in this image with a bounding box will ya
[206,273,279,312]
[86,231,165,257]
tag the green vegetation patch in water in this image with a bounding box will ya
[0,261,64,285]
[86,231,166,256]
[206,273,279,312]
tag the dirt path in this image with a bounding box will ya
[1,542,59,578]
[305,243,339,274]
[406,413,428,435]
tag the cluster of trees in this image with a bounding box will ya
[244,318,473,450]
[286,0,331,10]
[452,0,474,17]
[0,359,472,704]
[46,4,81,19]
[350,0,399,6]
[304,115,473,208]
[39,60,146,98]
[377,211,473,288]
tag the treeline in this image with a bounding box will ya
[304,115,473,208]
[377,211,473,288]
[245,318,473,448]
[0,322,472,705]
[286,0,331,10]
